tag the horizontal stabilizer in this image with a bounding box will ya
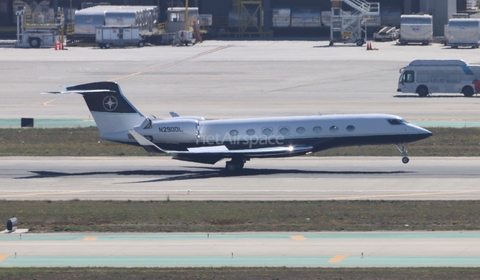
[42,89,116,95]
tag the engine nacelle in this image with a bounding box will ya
[134,118,199,144]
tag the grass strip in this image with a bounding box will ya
[0,127,479,157]
[1,267,480,279]
[3,200,480,232]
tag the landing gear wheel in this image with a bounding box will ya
[226,161,237,172]
[225,160,244,172]
[396,144,410,164]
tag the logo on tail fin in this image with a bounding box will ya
[103,96,118,111]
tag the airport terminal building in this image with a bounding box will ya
[0,0,473,37]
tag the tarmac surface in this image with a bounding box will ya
[2,40,480,268]
[1,40,480,122]
[1,156,479,201]
[2,231,480,267]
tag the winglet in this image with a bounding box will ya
[129,130,168,154]
[170,111,179,117]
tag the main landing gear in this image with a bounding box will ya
[396,143,410,164]
[225,158,246,172]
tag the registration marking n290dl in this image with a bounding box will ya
[159,127,183,133]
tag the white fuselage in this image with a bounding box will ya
[121,113,431,153]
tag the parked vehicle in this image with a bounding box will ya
[398,14,433,45]
[397,59,480,97]
[96,26,144,48]
[444,18,480,48]
[14,7,62,48]
[74,5,157,42]
[373,26,399,41]
[172,30,195,46]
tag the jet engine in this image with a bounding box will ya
[134,118,200,144]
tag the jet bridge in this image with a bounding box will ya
[329,0,380,46]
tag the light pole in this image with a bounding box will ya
[185,0,189,30]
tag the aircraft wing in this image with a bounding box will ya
[129,130,313,164]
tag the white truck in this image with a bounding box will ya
[397,59,480,97]
[398,14,433,45]
[95,26,145,48]
[444,19,480,49]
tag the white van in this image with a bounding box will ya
[397,59,480,97]
[399,14,433,45]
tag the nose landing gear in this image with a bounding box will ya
[396,144,409,164]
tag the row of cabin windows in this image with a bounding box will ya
[229,125,356,137]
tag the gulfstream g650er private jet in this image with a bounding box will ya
[47,82,432,172]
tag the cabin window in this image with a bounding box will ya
[388,119,408,125]
[313,126,322,133]
[229,130,239,136]
[279,127,289,136]
[346,125,355,132]
[170,12,185,22]
[296,127,305,134]
[330,125,339,132]
[246,129,255,136]
[262,127,273,136]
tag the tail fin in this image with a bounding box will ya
[64,82,145,135]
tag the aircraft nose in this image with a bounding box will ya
[417,127,433,140]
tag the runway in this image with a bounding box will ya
[2,231,480,267]
[1,156,479,201]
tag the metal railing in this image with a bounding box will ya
[342,0,380,15]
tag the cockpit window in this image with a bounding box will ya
[399,70,414,83]
[388,118,408,125]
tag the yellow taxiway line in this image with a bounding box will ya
[291,236,306,240]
